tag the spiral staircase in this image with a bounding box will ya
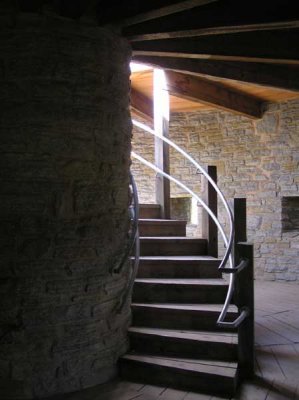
[116,118,254,397]
[120,204,239,397]
[2,1,299,398]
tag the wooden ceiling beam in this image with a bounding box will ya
[15,0,97,19]
[133,50,299,66]
[122,0,218,27]
[124,0,299,40]
[164,71,263,118]
[132,30,299,65]
[127,20,299,41]
[130,88,153,121]
[133,56,299,92]
[96,0,216,25]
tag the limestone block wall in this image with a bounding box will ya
[132,100,299,282]
[0,12,131,399]
[131,119,156,204]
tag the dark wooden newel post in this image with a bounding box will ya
[234,198,255,379]
[154,68,171,219]
[202,166,218,257]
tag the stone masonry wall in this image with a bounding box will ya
[131,119,156,204]
[132,100,299,282]
[0,12,132,399]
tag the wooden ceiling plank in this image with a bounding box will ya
[122,0,218,27]
[132,55,299,92]
[127,20,299,41]
[164,70,262,118]
[130,88,153,121]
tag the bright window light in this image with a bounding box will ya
[130,62,152,73]
[154,68,170,131]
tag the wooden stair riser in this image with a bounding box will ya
[132,306,238,332]
[137,259,222,279]
[133,282,228,304]
[129,332,238,361]
[139,204,161,219]
[140,238,207,256]
[139,220,187,237]
[119,358,237,397]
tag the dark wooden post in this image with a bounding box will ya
[234,198,247,258]
[202,166,218,257]
[154,68,171,219]
[234,198,255,379]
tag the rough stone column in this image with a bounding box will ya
[0,12,132,399]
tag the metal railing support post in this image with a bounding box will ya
[202,165,218,257]
[234,198,255,379]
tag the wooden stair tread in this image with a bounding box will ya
[128,327,237,343]
[140,237,206,240]
[132,302,237,313]
[136,256,222,278]
[121,354,237,377]
[134,278,227,285]
[140,204,161,208]
[139,219,187,223]
[138,255,220,261]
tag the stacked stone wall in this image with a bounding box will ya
[0,13,131,398]
[131,119,156,203]
[132,100,299,282]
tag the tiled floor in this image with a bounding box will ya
[51,281,299,400]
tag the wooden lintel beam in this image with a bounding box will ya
[164,70,263,118]
[122,0,218,27]
[130,87,153,121]
[133,55,299,92]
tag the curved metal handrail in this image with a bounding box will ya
[114,171,140,313]
[132,152,229,254]
[132,119,234,271]
[132,119,239,328]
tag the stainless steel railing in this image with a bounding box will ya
[132,119,247,328]
[114,171,140,313]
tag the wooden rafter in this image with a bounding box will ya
[122,0,218,27]
[130,88,153,121]
[132,30,299,65]
[133,56,299,92]
[164,71,263,118]
[96,0,217,24]
[127,20,299,41]
[133,50,299,66]
[124,0,299,39]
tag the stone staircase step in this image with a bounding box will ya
[139,204,161,219]
[139,219,187,237]
[128,327,238,361]
[140,237,207,256]
[133,278,228,303]
[136,255,222,278]
[119,353,238,397]
[132,303,238,332]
